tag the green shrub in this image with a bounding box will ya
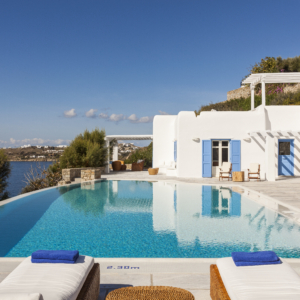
[195,90,300,116]
[248,55,300,75]
[60,128,108,168]
[0,149,11,200]
[244,56,300,95]
[21,162,62,194]
[125,142,153,168]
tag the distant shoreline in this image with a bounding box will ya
[9,160,56,162]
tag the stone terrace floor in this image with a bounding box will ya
[1,172,300,299]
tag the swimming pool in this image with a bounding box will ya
[1,180,300,258]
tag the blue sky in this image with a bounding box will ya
[1,0,300,147]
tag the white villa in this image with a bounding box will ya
[153,73,300,181]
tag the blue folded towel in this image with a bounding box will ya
[31,250,79,264]
[232,251,281,267]
[234,260,282,266]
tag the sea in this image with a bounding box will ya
[6,161,53,198]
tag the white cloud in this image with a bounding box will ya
[127,114,154,123]
[99,113,126,123]
[85,109,98,118]
[109,114,125,122]
[64,108,77,118]
[128,114,138,122]
[99,113,109,119]
[99,112,154,124]
[138,116,154,123]
[0,138,71,147]
[159,110,169,115]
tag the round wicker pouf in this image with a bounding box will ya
[106,286,195,300]
[148,168,159,175]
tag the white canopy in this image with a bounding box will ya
[242,73,300,110]
[106,135,153,141]
[242,72,300,85]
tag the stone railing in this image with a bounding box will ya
[59,167,105,186]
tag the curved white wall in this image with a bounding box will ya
[153,115,177,168]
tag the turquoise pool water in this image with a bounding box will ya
[1,180,300,258]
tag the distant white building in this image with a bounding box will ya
[57,145,68,148]
[37,155,45,158]
[30,155,36,158]
[21,144,31,148]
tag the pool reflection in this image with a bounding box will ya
[4,180,300,258]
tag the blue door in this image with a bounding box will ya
[230,140,241,172]
[202,140,212,177]
[278,139,294,176]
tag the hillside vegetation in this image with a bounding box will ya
[195,55,300,115]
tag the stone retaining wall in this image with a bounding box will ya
[62,168,82,182]
[283,83,300,94]
[227,83,300,101]
[61,166,105,185]
[81,169,101,181]
[227,86,251,101]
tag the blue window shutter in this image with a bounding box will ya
[202,140,212,177]
[229,192,241,217]
[202,185,212,216]
[174,141,177,162]
[230,140,241,172]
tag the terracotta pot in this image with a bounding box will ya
[112,161,122,171]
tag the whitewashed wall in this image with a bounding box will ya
[153,105,300,179]
[153,115,177,167]
[266,106,300,177]
[176,107,266,178]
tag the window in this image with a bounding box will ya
[212,140,229,167]
[222,148,228,162]
[222,141,228,147]
[213,148,219,166]
[279,142,290,155]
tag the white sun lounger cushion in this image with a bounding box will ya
[0,294,42,300]
[217,257,300,300]
[0,255,94,300]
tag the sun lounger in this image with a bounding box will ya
[0,256,100,300]
[211,257,300,300]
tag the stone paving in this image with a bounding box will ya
[1,172,300,299]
